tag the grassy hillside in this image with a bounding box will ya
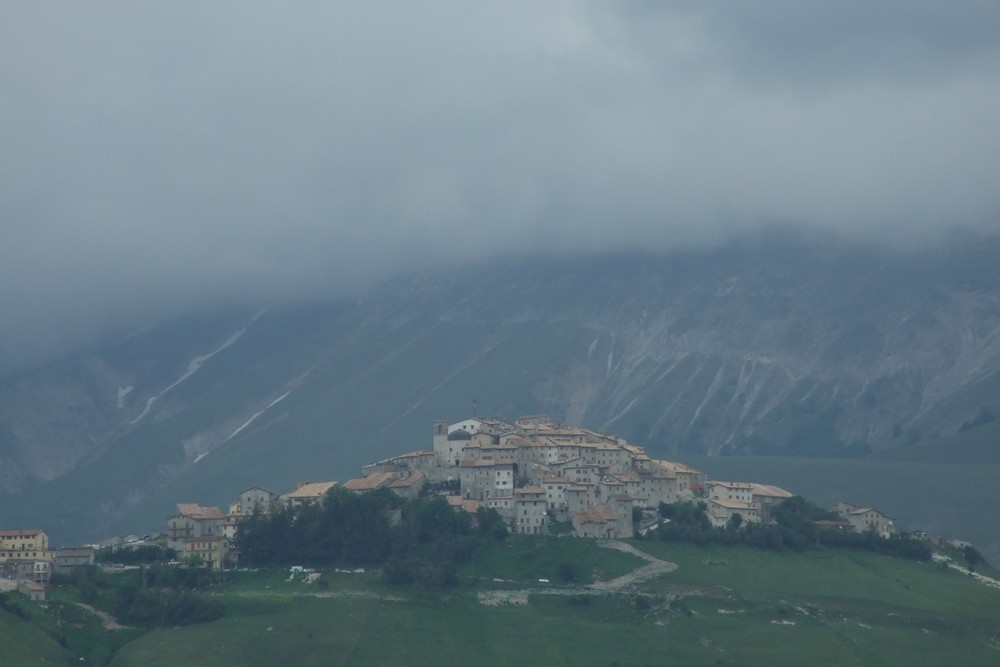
[0,606,74,666]
[83,539,1000,666]
[6,536,1000,666]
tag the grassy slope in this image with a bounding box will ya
[0,607,74,667]
[103,539,1000,667]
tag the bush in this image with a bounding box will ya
[0,592,29,620]
[114,585,224,626]
[557,560,580,584]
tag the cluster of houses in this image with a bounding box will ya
[2,416,904,585]
[155,416,904,570]
[162,481,338,570]
[0,529,96,601]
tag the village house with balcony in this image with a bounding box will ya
[167,504,224,553]
[0,529,54,563]
[182,534,229,570]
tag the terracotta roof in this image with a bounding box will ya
[573,505,616,524]
[750,483,794,498]
[282,481,338,498]
[175,504,224,519]
[708,480,754,490]
[846,507,892,520]
[708,498,756,511]
[343,473,395,491]
[389,471,426,488]
[239,486,273,494]
[56,548,94,557]
[445,496,480,513]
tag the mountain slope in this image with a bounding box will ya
[1,236,998,547]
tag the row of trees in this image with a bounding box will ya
[652,497,932,561]
[96,545,176,565]
[235,486,508,586]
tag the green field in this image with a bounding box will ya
[6,536,998,666]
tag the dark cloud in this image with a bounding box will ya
[2,2,999,371]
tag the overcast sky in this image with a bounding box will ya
[2,2,1000,370]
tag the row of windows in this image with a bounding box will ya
[0,543,43,550]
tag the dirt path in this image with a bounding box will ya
[225,589,404,601]
[477,540,678,605]
[76,602,130,630]
[932,554,1000,589]
[588,540,678,591]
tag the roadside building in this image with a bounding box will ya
[570,499,632,539]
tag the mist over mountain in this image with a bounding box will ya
[3,3,1000,378]
[2,2,1000,571]
[1,235,998,558]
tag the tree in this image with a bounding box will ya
[557,560,580,583]
[964,545,984,570]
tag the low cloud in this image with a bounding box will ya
[2,2,999,369]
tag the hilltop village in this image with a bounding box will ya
[4,416,906,584]
[146,416,896,570]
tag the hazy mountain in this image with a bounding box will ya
[1,235,998,548]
